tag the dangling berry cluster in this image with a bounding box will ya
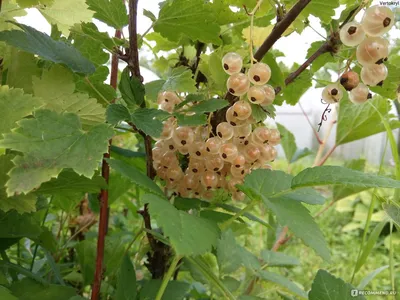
[323,5,393,105]
[153,53,281,201]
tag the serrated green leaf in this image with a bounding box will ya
[39,0,93,36]
[175,113,207,126]
[107,159,164,197]
[336,95,400,145]
[262,52,284,86]
[0,286,17,300]
[10,278,77,300]
[106,104,131,125]
[333,159,367,201]
[16,0,53,7]
[307,41,336,73]
[115,255,137,300]
[277,123,297,163]
[139,279,191,300]
[383,203,400,227]
[250,104,268,123]
[290,147,313,163]
[71,22,119,52]
[292,166,400,190]
[0,210,41,239]
[257,270,307,299]
[145,32,178,52]
[309,269,365,300]
[302,0,339,24]
[260,250,300,267]
[131,108,170,138]
[86,0,128,29]
[162,66,197,93]
[154,0,221,45]
[188,99,229,114]
[143,9,156,22]
[72,29,109,66]
[0,110,113,195]
[119,68,145,107]
[243,170,329,261]
[0,85,43,135]
[145,80,166,102]
[0,22,95,74]
[143,193,220,256]
[275,69,312,105]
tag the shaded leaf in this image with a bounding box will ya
[188,99,229,114]
[277,123,297,163]
[131,108,170,138]
[257,270,307,299]
[115,255,137,300]
[86,0,128,29]
[162,66,197,93]
[139,279,191,300]
[260,250,300,267]
[119,68,145,108]
[10,278,77,300]
[333,159,367,201]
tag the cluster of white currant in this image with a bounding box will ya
[322,5,394,105]
[152,53,280,201]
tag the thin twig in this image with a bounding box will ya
[317,144,337,166]
[298,102,322,144]
[271,226,289,251]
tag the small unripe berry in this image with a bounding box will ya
[248,63,271,85]
[222,52,243,75]
[340,71,360,91]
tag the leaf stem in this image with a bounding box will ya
[220,201,257,230]
[84,77,110,105]
[155,255,182,300]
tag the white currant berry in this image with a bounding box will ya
[189,141,207,159]
[233,124,252,139]
[216,122,234,140]
[349,83,371,104]
[205,155,225,172]
[243,144,261,162]
[156,165,168,180]
[360,64,387,86]
[219,143,238,162]
[157,91,181,105]
[339,22,366,47]
[232,191,246,201]
[252,127,271,145]
[268,129,281,146]
[200,170,219,189]
[233,100,252,120]
[166,165,184,183]
[261,84,275,106]
[164,138,177,153]
[248,63,271,85]
[188,160,205,174]
[160,152,178,168]
[227,178,243,194]
[230,165,248,179]
[247,86,267,104]
[172,126,195,146]
[183,173,200,191]
[232,154,246,169]
[226,107,247,126]
[205,137,222,154]
[227,73,250,96]
[356,37,389,66]
[201,189,214,200]
[362,5,394,37]
[340,71,360,91]
[259,144,276,161]
[321,83,343,104]
[222,52,243,75]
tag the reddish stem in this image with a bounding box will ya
[91,29,121,300]
[298,102,323,144]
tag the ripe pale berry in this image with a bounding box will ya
[362,5,394,37]
[226,107,246,127]
[164,138,177,153]
[188,160,205,174]
[227,178,243,194]
[222,52,243,75]
[189,141,207,159]
[157,91,181,105]
[248,63,271,85]
[216,122,234,140]
[268,129,281,146]
[321,83,343,104]
[200,170,219,189]
[205,155,225,172]
[356,37,389,66]
[219,143,238,162]
[340,71,360,91]
[259,144,276,161]
[247,86,266,104]
[227,73,250,96]
[349,83,371,104]
[166,165,184,182]
[172,126,194,146]
[232,154,246,169]
[243,144,261,162]
[233,100,252,120]
[360,64,387,86]
[252,127,271,145]
[205,137,222,154]
[261,85,275,106]
[233,124,252,139]
[339,22,365,47]
[183,173,200,191]
[230,165,248,179]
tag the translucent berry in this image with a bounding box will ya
[216,122,234,140]
[248,63,271,85]
[160,152,178,168]
[227,178,243,194]
[227,73,250,96]
[232,154,246,169]
[349,83,371,104]
[243,144,261,162]
[188,160,205,174]
[259,144,276,161]
[232,100,252,120]
[247,86,266,104]
[268,129,281,146]
[189,141,207,159]
[356,37,389,66]
[360,64,387,86]
[219,143,238,162]
[183,173,200,191]
[252,127,271,145]
[226,107,246,127]
[166,165,183,182]
[261,85,275,106]
[362,5,394,37]
[233,124,252,139]
[340,71,360,91]
[205,137,222,154]
[339,21,365,47]
[157,91,181,105]
[205,155,225,172]
[321,83,343,104]
[164,138,177,153]
[222,52,243,75]
[232,191,246,201]
[152,147,164,163]
[172,126,194,146]
[230,165,248,179]
[200,170,219,189]
[159,101,175,113]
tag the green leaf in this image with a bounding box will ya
[250,104,268,123]
[72,22,120,51]
[354,220,387,273]
[290,148,313,163]
[38,0,93,36]
[131,108,170,138]
[115,255,137,300]
[86,0,128,29]
[383,203,400,227]
[143,193,220,256]
[260,250,300,267]
[0,86,43,135]
[302,0,339,24]
[0,286,17,300]
[0,110,113,195]
[0,210,41,239]
[143,9,156,22]
[106,104,131,125]
[292,166,400,190]
[333,159,367,201]
[72,29,109,66]
[307,41,336,73]
[0,154,36,213]
[262,52,284,86]
[336,95,400,145]
[154,0,221,44]
[275,68,312,106]
[0,22,95,74]
[309,269,365,300]
[188,99,229,114]
[10,278,77,300]
[145,32,178,52]
[242,170,329,261]
[145,80,166,102]
[357,265,389,289]
[370,63,400,99]
[107,159,164,197]
[217,229,260,274]
[257,270,307,299]
[162,66,197,93]
[119,68,145,108]
[33,65,106,127]
[277,123,297,163]
[175,113,207,126]
[16,0,53,8]
[139,280,191,300]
